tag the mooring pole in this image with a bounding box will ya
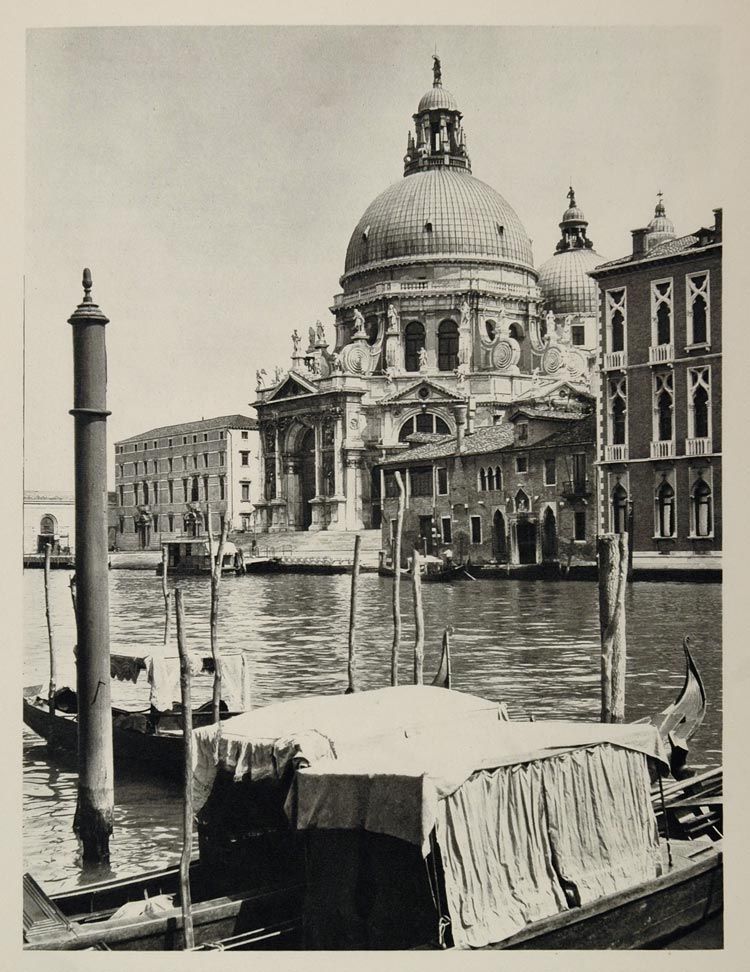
[412,548,425,685]
[598,532,628,724]
[391,471,405,686]
[69,268,114,862]
[346,534,361,693]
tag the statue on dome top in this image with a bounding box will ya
[432,54,442,86]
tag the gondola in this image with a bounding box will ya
[649,637,707,776]
[22,645,251,779]
[378,554,471,582]
[23,644,720,952]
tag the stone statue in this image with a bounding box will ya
[460,299,471,330]
[316,320,326,345]
[432,54,442,86]
[273,365,286,384]
[255,368,267,389]
[352,308,366,337]
[291,329,301,353]
[387,302,400,334]
[308,325,316,351]
[545,311,557,343]
[418,347,428,371]
[561,316,573,346]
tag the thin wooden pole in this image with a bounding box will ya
[412,548,424,685]
[209,511,230,724]
[174,589,195,950]
[598,532,628,723]
[346,534,362,693]
[43,543,57,720]
[391,471,405,686]
[161,544,171,646]
[69,574,78,623]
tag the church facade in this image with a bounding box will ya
[252,59,600,535]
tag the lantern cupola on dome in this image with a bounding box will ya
[645,192,676,249]
[404,55,471,176]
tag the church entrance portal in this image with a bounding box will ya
[299,428,316,530]
[516,519,537,565]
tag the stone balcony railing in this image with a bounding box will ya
[685,436,713,456]
[602,350,627,370]
[332,277,541,308]
[603,444,628,462]
[649,343,675,365]
[650,439,676,459]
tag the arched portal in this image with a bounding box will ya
[404,321,426,372]
[299,427,317,530]
[492,510,507,562]
[541,507,558,563]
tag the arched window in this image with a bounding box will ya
[365,317,379,347]
[486,467,495,491]
[508,322,523,342]
[515,489,529,513]
[404,321,426,372]
[692,294,707,344]
[611,309,625,353]
[438,319,459,371]
[656,302,671,345]
[654,373,673,442]
[692,478,712,537]
[398,413,450,443]
[611,483,628,534]
[612,394,626,445]
[479,468,487,491]
[39,514,57,536]
[495,466,502,490]
[693,383,709,439]
[655,479,675,538]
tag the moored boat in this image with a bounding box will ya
[156,539,241,576]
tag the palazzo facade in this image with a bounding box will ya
[253,59,598,534]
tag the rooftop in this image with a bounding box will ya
[382,424,514,465]
[116,414,257,445]
[590,232,721,277]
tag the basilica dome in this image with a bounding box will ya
[538,188,605,316]
[344,168,535,279]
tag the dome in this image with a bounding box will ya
[646,195,675,248]
[344,167,534,278]
[562,205,586,223]
[538,247,606,316]
[417,85,459,113]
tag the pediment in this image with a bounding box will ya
[266,372,319,401]
[380,378,467,406]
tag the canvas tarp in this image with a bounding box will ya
[191,685,506,811]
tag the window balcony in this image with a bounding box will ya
[650,440,676,459]
[603,351,627,370]
[603,444,628,462]
[561,479,593,498]
[685,436,713,456]
[649,343,674,365]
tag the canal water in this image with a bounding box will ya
[23,569,722,892]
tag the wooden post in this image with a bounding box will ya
[412,548,424,685]
[346,534,361,693]
[598,533,628,723]
[391,471,405,686]
[174,589,195,950]
[208,507,230,724]
[161,544,171,646]
[68,268,114,863]
[43,543,57,720]
[69,574,78,623]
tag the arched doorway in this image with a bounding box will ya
[516,519,537,565]
[299,427,317,530]
[492,510,507,562]
[541,507,558,563]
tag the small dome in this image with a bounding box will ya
[538,247,606,316]
[646,195,675,247]
[344,167,534,278]
[562,205,586,223]
[418,84,459,113]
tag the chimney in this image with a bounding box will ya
[631,227,649,257]
[454,403,468,452]
[713,207,722,241]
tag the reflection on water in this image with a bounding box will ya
[23,569,722,890]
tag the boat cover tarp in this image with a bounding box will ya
[109,646,251,713]
[191,685,506,811]
[435,743,661,947]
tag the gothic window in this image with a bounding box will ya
[479,467,487,491]
[653,372,674,442]
[655,476,675,538]
[687,273,710,345]
[404,321,426,372]
[609,377,627,445]
[611,482,629,534]
[606,289,626,353]
[486,467,495,491]
[495,466,502,489]
[652,279,673,346]
[514,489,529,513]
[691,476,712,537]
[398,413,450,442]
[438,319,459,371]
[688,367,711,440]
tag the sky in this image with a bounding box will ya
[24,25,721,492]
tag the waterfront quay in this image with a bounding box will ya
[24,567,721,892]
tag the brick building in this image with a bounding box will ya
[113,415,259,550]
[378,386,597,573]
[590,202,722,577]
